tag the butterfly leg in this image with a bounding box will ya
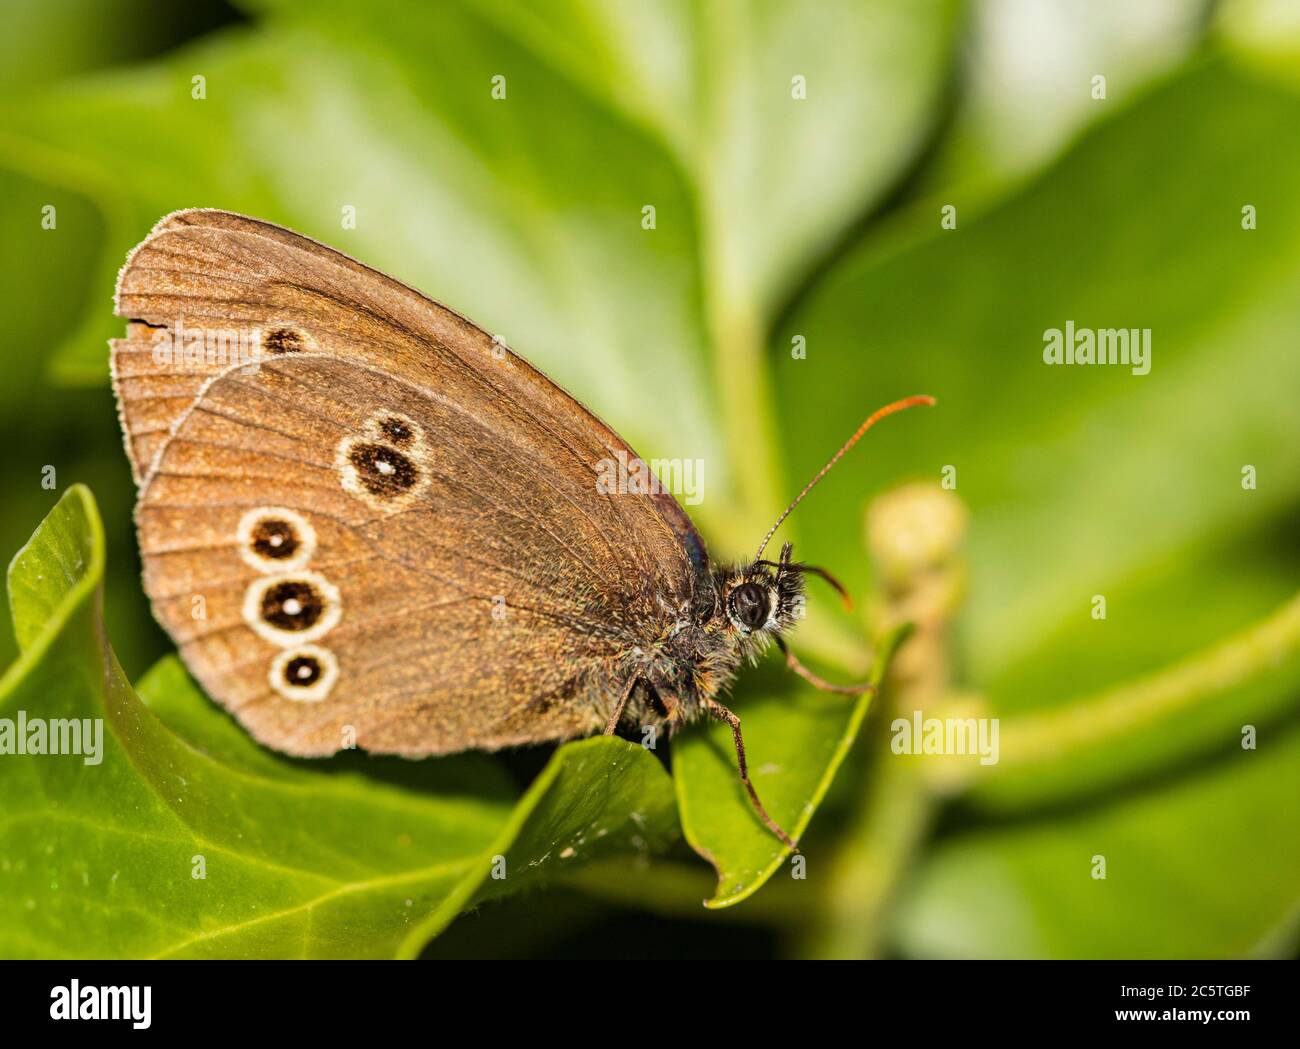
[703,698,798,851]
[603,675,641,736]
[776,637,876,695]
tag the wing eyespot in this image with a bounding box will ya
[260,324,314,355]
[336,434,427,509]
[236,506,316,573]
[268,644,339,702]
[242,571,342,644]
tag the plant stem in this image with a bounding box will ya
[798,483,968,957]
[926,591,1300,796]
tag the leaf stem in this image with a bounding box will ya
[926,591,1300,795]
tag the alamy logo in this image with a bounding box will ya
[891,711,1000,765]
[595,451,705,506]
[0,712,103,765]
[1043,321,1150,375]
[50,981,151,1029]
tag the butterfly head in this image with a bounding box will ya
[721,394,937,647]
[721,542,807,639]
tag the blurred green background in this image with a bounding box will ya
[1,0,1298,958]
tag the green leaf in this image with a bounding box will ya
[0,487,677,958]
[1218,0,1300,91]
[675,625,908,908]
[458,0,964,315]
[938,593,1300,810]
[247,0,964,354]
[0,0,221,95]
[924,3,1202,189]
[892,719,1300,958]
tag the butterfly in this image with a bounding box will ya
[111,209,933,848]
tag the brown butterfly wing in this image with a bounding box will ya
[112,209,706,756]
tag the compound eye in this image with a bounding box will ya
[730,583,771,630]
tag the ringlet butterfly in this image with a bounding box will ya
[111,210,933,848]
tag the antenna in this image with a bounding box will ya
[753,394,936,562]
